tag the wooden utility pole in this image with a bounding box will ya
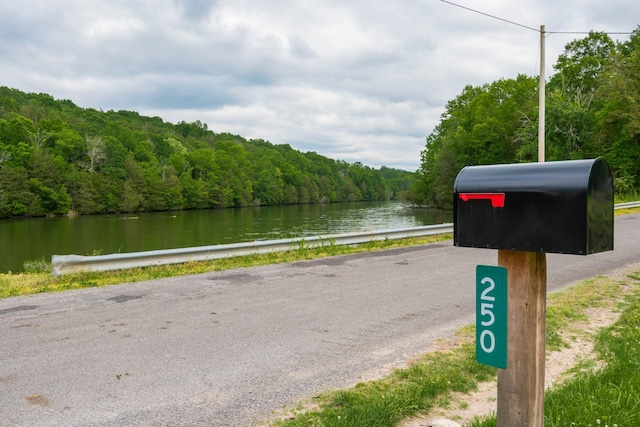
[538,25,546,163]
[497,250,547,427]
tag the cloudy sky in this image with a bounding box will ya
[0,1,637,171]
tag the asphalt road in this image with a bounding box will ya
[1,213,639,427]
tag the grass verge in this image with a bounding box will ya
[0,233,452,300]
[267,271,640,427]
[270,326,494,427]
[544,284,640,426]
[469,271,640,427]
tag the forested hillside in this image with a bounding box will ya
[0,87,413,218]
[413,28,640,208]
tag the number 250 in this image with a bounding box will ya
[479,277,496,353]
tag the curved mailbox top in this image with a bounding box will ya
[454,159,608,194]
[453,158,613,255]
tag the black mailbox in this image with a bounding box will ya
[454,158,613,255]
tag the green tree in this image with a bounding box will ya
[0,146,12,167]
[596,27,640,190]
[0,113,34,147]
[211,140,252,207]
[43,119,85,163]
[30,150,64,188]
[550,31,615,99]
[121,156,145,212]
[101,136,128,179]
[56,186,72,214]
[120,180,144,212]
[179,172,209,209]
[29,178,60,213]
[188,148,216,180]
[159,165,184,210]
[0,167,34,216]
[0,189,7,217]
[254,159,284,205]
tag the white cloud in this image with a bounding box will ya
[0,0,637,171]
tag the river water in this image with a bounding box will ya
[0,201,452,273]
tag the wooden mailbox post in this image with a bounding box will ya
[453,159,614,426]
[497,250,546,426]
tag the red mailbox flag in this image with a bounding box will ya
[459,193,506,208]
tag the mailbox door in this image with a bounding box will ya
[587,158,614,253]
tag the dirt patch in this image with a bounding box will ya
[398,306,617,427]
[25,394,50,407]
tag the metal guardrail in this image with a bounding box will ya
[51,223,454,276]
[614,201,640,210]
[50,201,640,276]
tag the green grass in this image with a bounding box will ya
[542,287,640,426]
[268,273,639,427]
[545,276,621,351]
[615,192,640,204]
[614,193,640,215]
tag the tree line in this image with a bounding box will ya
[0,88,413,218]
[412,28,640,208]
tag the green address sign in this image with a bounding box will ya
[476,265,508,369]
